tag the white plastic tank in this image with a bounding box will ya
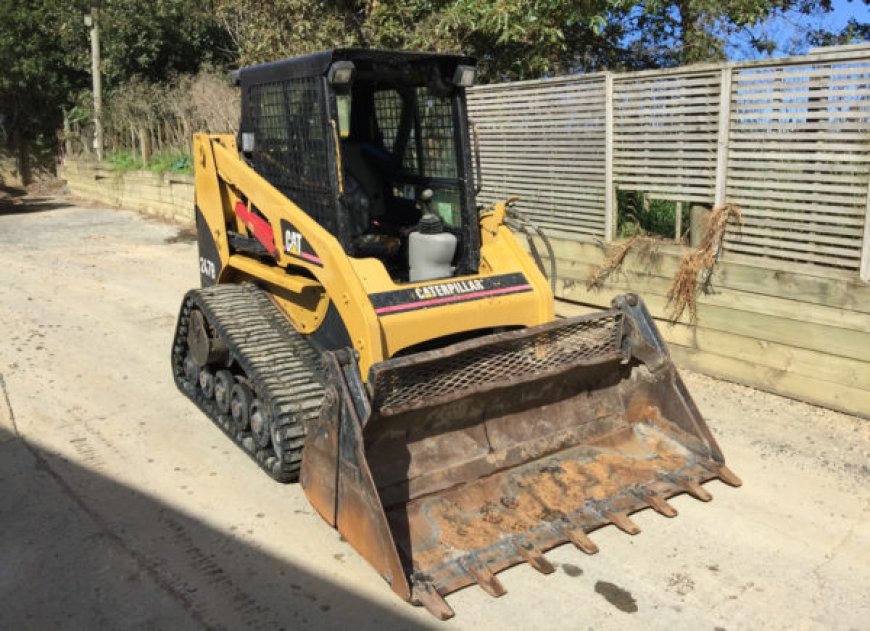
[409,213,457,282]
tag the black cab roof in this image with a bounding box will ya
[236,48,476,86]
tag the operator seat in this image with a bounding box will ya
[341,141,386,238]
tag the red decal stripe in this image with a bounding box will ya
[234,201,278,257]
[374,284,532,315]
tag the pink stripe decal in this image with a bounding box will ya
[297,251,322,265]
[374,284,532,315]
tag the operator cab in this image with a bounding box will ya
[236,49,481,283]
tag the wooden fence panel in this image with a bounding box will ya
[612,70,722,204]
[725,57,870,271]
[467,75,608,238]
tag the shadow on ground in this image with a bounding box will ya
[0,424,424,630]
[0,183,73,215]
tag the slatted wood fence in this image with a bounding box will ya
[467,43,870,281]
[470,75,609,238]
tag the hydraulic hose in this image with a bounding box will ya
[505,204,557,295]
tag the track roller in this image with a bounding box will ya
[171,284,325,482]
[214,370,234,414]
[230,383,253,432]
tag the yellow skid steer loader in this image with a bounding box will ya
[171,49,740,619]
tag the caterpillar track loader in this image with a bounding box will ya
[171,49,740,620]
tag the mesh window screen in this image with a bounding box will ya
[373,90,402,152]
[373,88,457,178]
[248,77,337,235]
[416,89,457,179]
[373,89,418,172]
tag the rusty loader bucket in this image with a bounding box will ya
[300,294,740,619]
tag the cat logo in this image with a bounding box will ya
[284,229,303,255]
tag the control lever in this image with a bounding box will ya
[418,188,434,216]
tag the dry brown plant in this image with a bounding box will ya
[586,235,661,290]
[665,203,742,322]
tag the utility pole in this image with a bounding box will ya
[86,6,103,161]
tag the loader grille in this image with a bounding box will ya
[371,311,624,414]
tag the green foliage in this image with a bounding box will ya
[107,149,193,175]
[100,0,233,87]
[803,15,870,50]
[617,189,687,240]
[107,149,142,172]
[216,0,630,80]
[367,0,629,79]
[0,0,232,161]
[0,0,87,147]
[215,0,857,80]
[621,0,844,67]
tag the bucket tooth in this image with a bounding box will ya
[463,559,507,598]
[564,527,599,555]
[680,479,713,502]
[414,582,454,621]
[604,511,641,535]
[515,544,555,575]
[717,466,743,487]
[643,494,678,517]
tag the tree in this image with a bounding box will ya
[366,0,629,79]
[216,0,628,81]
[0,0,236,178]
[215,0,862,80]
[618,0,864,68]
[99,0,234,87]
[0,0,87,180]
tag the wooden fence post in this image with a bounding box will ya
[861,172,870,282]
[714,67,732,209]
[138,127,151,165]
[604,71,615,241]
[675,201,683,243]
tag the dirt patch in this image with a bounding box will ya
[561,563,583,577]
[26,179,67,197]
[165,226,198,244]
[666,572,696,596]
[594,581,638,613]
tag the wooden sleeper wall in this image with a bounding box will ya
[548,238,870,418]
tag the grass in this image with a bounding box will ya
[107,150,192,175]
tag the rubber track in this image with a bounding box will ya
[171,284,325,482]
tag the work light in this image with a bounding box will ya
[328,61,355,85]
[452,65,476,87]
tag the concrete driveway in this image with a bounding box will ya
[0,196,867,630]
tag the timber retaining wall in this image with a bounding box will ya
[548,239,870,418]
[60,161,194,224]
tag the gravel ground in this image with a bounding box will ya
[0,197,867,630]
